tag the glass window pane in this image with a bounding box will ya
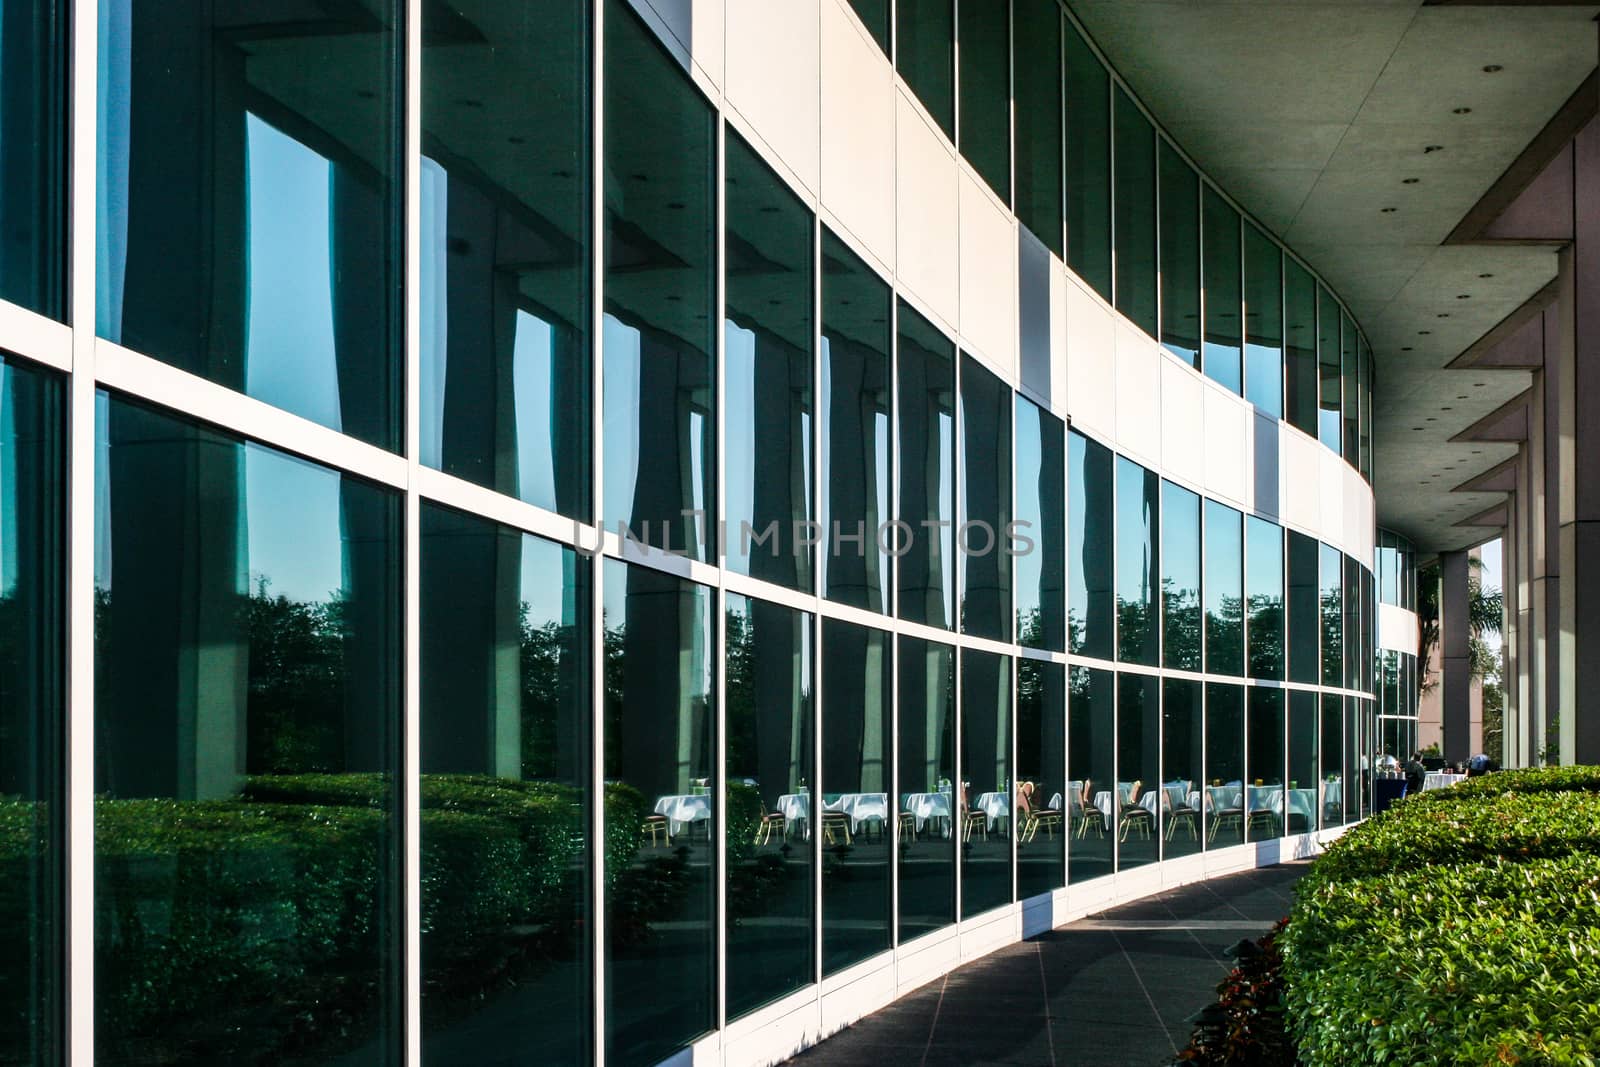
[1017,660,1066,897]
[1284,258,1317,437]
[897,302,955,629]
[1344,554,1361,691]
[1321,693,1344,828]
[1318,287,1342,452]
[1359,338,1374,480]
[821,619,892,974]
[724,594,814,1019]
[0,357,62,1065]
[1242,222,1281,418]
[1246,516,1283,680]
[1204,500,1243,675]
[1161,481,1201,671]
[1201,187,1241,395]
[602,560,715,1064]
[1320,543,1344,687]
[846,0,890,55]
[960,355,1011,639]
[1116,674,1160,871]
[1158,140,1200,367]
[1161,679,1203,860]
[1341,310,1358,464]
[1115,457,1159,666]
[1014,0,1063,256]
[960,650,1012,916]
[1344,697,1360,823]
[897,637,955,943]
[1286,531,1320,685]
[0,0,64,319]
[896,0,954,138]
[419,2,590,517]
[725,135,813,590]
[98,1,401,448]
[1068,431,1113,659]
[1014,396,1065,651]
[1203,683,1244,848]
[821,231,893,614]
[419,505,591,1062]
[1063,21,1110,301]
[1112,88,1156,337]
[603,1,715,561]
[1246,688,1285,840]
[1067,666,1114,882]
[95,395,402,1063]
[957,0,1009,201]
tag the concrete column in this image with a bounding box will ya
[1440,550,1473,763]
[1502,480,1524,766]
[1560,119,1600,763]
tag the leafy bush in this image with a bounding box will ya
[1177,921,1295,1067]
[1281,766,1600,1066]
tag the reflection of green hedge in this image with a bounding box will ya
[1282,767,1600,1066]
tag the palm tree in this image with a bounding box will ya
[1415,556,1502,699]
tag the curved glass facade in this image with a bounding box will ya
[1376,529,1421,760]
[0,1,1389,1065]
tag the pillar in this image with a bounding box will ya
[1440,550,1472,763]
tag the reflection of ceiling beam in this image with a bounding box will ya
[1453,456,1519,494]
[1448,283,1556,369]
[1451,387,1532,443]
[1448,69,1595,243]
[1458,501,1509,528]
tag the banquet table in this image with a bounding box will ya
[777,792,810,836]
[1423,772,1467,791]
[902,791,953,834]
[654,794,712,836]
[974,791,1010,831]
[825,792,889,833]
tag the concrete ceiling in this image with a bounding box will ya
[1068,0,1597,554]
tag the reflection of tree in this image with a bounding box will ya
[244,578,346,775]
[1246,597,1284,678]
[1117,596,1154,661]
[519,606,578,781]
[1320,588,1343,680]
[1206,594,1245,671]
[1161,579,1202,669]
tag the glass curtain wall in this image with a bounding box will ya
[960,650,1012,917]
[1318,286,1343,452]
[0,0,63,321]
[1242,222,1282,418]
[897,303,956,630]
[897,0,955,138]
[1116,673,1161,870]
[1014,397,1065,651]
[1322,693,1345,828]
[1204,684,1245,847]
[1014,0,1063,256]
[1247,688,1286,840]
[1067,666,1114,881]
[1201,187,1242,395]
[898,637,956,942]
[1063,20,1111,301]
[1286,531,1320,685]
[961,355,1011,640]
[1113,89,1156,337]
[1161,481,1201,671]
[1320,543,1344,688]
[1116,457,1160,666]
[958,0,1010,201]
[1068,431,1113,658]
[1159,141,1201,367]
[1162,680,1204,859]
[848,0,890,55]
[1017,660,1066,897]
[1204,500,1244,676]
[1284,258,1318,437]
[1246,517,1284,681]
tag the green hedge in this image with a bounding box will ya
[1282,767,1600,1066]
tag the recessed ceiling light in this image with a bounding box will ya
[1381,207,1398,213]
[1453,107,1472,115]
[1402,178,1420,185]
[1457,395,1469,400]
[1437,313,1451,318]
[1442,406,1453,411]
[1483,65,1503,73]
[1401,346,1414,352]
[1424,145,1444,154]
[1419,330,1432,336]
[1413,427,1424,431]
[1478,273,1494,279]
[1426,417,1437,422]
[1474,382,1486,387]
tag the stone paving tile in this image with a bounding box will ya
[785,862,1308,1067]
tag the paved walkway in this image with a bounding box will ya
[786,863,1307,1067]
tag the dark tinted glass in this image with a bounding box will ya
[961,355,1011,639]
[1246,688,1285,840]
[1242,222,1281,418]
[98,1,400,448]
[897,0,954,138]
[1284,258,1317,437]
[1203,500,1243,675]
[602,561,715,1065]
[1321,694,1344,828]
[1066,666,1113,881]
[1161,481,1201,671]
[725,135,813,589]
[847,0,890,55]
[821,619,892,974]
[725,594,815,1019]
[419,505,590,1063]
[1162,679,1203,859]
[603,1,715,560]
[960,650,1012,916]
[1245,516,1283,680]
[1115,457,1159,665]
[1068,431,1113,658]
[1359,338,1373,480]
[1014,396,1065,650]
[821,231,893,614]
[1112,88,1156,336]
[1341,309,1358,464]
[420,1,590,517]
[1320,543,1343,687]
[95,396,402,1064]
[0,358,62,1065]
[1014,0,1063,256]
[1343,555,1361,691]
[1203,684,1244,848]
[1343,697,1360,823]
[1201,187,1241,395]
[0,0,63,318]
[1318,287,1342,452]
[897,637,955,942]
[1063,22,1110,300]
[1116,673,1160,870]
[958,0,1010,201]
[897,302,955,629]
[1016,660,1066,897]
[1159,141,1200,366]
[1286,530,1319,684]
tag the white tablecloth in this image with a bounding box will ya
[1423,772,1466,791]
[1322,780,1342,809]
[654,794,712,836]
[1286,788,1317,825]
[826,792,889,832]
[1247,785,1283,814]
[777,793,810,835]
[974,791,1010,830]
[902,791,952,833]
[1204,785,1243,813]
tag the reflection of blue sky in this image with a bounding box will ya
[724,321,755,537]
[245,114,343,432]
[244,443,344,605]
[96,0,131,337]
[1012,404,1042,615]
[419,157,447,468]
[601,315,640,526]
[513,311,558,510]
